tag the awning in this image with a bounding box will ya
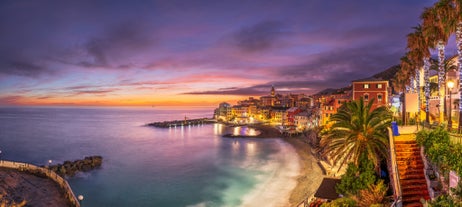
[314,178,341,200]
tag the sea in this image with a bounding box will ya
[0,106,300,207]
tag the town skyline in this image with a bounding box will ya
[0,0,452,107]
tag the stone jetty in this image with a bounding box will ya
[45,156,103,177]
[146,118,216,128]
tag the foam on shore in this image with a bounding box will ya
[239,139,300,207]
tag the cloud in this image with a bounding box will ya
[77,22,157,68]
[0,55,53,77]
[277,43,402,83]
[183,81,319,96]
[73,89,117,96]
[232,20,288,52]
[0,95,24,105]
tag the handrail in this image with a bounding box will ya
[388,127,402,207]
[0,160,80,207]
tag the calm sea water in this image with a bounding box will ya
[0,107,299,207]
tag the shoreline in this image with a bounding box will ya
[221,123,325,206]
[284,136,324,206]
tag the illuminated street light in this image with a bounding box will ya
[78,195,84,206]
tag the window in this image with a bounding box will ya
[377,84,382,89]
[364,84,369,89]
[377,94,383,103]
[364,94,369,101]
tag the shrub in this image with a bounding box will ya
[320,197,356,207]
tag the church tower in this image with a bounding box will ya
[271,85,275,97]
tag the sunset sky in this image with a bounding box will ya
[0,0,449,107]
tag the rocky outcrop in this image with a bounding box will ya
[47,156,103,177]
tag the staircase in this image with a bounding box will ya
[395,139,430,207]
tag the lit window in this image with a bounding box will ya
[377,84,382,89]
[364,84,369,89]
[364,94,369,101]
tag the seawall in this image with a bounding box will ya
[0,160,80,207]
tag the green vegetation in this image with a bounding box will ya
[321,98,392,171]
[320,197,356,207]
[416,127,462,206]
[336,155,377,196]
[416,127,462,175]
[352,180,388,207]
[320,98,390,206]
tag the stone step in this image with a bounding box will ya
[395,140,418,144]
[399,169,424,176]
[400,173,426,180]
[400,179,427,186]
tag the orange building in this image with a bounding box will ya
[352,78,389,110]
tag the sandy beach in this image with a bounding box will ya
[284,137,325,206]
[223,124,325,206]
[0,167,71,207]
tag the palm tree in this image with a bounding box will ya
[396,54,416,124]
[430,55,458,119]
[422,4,453,124]
[321,98,392,172]
[407,25,432,123]
[449,0,462,132]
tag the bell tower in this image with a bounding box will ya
[271,85,275,97]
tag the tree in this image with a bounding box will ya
[321,98,392,171]
[450,0,462,133]
[407,25,432,123]
[336,154,377,196]
[422,3,453,124]
[394,55,415,125]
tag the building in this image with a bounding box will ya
[352,77,389,110]
[261,86,277,107]
[215,102,232,121]
[286,107,301,126]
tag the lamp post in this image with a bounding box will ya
[78,195,84,206]
[447,81,454,131]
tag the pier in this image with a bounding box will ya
[146,117,216,128]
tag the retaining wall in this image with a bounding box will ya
[0,160,80,207]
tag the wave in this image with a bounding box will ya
[238,140,300,207]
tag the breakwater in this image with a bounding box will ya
[45,156,103,177]
[146,118,216,128]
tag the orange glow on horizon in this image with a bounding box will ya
[0,94,246,107]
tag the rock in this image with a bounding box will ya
[46,156,103,178]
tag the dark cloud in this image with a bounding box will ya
[73,89,117,96]
[0,58,51,77]
[78,22,157,68]
[277,43,401,83]
[232,20,288,52]
[184,81,321,96]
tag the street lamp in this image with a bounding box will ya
[78,195,84,206]
[447,81,455,131]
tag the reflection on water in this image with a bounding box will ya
[0,108,297,207]
[231,126,261,136]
